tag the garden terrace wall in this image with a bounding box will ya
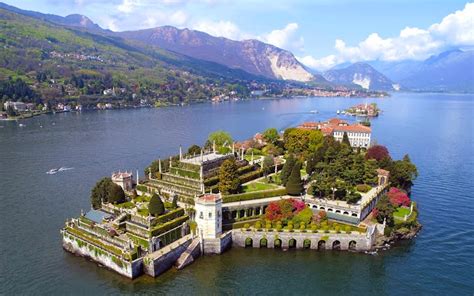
[161,173,202,189]
[169,167,200,179]
[62,230,143,279]
[232,227,376,251]
[223,188,287,203]
[149,215,189,237]
[151,208,185,227]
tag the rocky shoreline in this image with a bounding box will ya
[374,223,422,250]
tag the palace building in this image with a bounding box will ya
[298,118,371,148]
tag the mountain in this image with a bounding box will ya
[0,6,280,108]
[117,26,316,82]
[323,63,397,91]
[0,2,104,32]
[367,49,474,92]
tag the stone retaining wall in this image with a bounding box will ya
[232,228,375,251]
[62,231,143,278]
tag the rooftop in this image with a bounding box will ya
[198,193,222,203]
[84,209,112,224]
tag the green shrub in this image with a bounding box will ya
[345,226,352,234]
[356,184,372,193]
[265,223,271,230]
[244,223,250,229]
[288,224,293,231]
[222,188,287,203]
[276,225,282,231]
[255,221,262,229]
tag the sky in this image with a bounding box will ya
[3,0,473,70]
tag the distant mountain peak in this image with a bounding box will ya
[323,62,395,91]
[118,25,316,82]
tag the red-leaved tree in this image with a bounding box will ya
[387,187,410,207]
[366,145,390,161]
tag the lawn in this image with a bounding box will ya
[393,206,410,218]
[242,181,279,193]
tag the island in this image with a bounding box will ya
[61,119,420,278]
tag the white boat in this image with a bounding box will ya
[19,123,26,127]
[46,168,59,175]
[310,110,318,114]
[336,110,340,114]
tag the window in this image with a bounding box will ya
[199,212,203,219]
[209,212,212,218]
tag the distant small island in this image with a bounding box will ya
[61,119,420,278]
[345,103,381,117]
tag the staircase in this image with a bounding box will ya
[175,238,201,270]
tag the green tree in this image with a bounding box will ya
[218,158,241,194]
[187,144,201,155]
[280,154,296,185]
[390,154,418,190]
[90,177,114,209]
[364,159,378,185]
[149,193,165,216]
[206,130,233,148]
[108,183,125,204]
[342,132,351,147]
[262,128,279,144]
[262,155,275,176]
[286,163,304,196]
[375,195,395,226]
[283,128,324,157]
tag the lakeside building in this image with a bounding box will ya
[3,101,27,112]
[298,118,371,148]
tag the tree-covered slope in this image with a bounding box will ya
[0,8,269,106]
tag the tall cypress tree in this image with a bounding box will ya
[149,193,165,216]
[342,132,351,147]
[280,154,296,185]
[286,163,304,196]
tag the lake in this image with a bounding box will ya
[1,93,473,295]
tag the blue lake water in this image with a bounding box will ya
[0,93,473,295]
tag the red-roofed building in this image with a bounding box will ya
[297,118,371,148]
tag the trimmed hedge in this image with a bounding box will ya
[151,208,185,226]
[239,169,264,184]
[169,167,200,179]
[223,188,287,203]
[149,215,189,236]
[136,184,148,193]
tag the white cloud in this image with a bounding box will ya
[192,20,250,40]
[142,10,188,28]
[117,0,141,13]
[262,23,304,51]
[301,3,474,70]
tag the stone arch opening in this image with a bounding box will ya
[260,238,267,248]
[245,237,253,247]
[318,240,326,250]
[328,208,333,212]
[246,208,253,217]
[303,239,311,249]
[351,213,358,217]
[239,209,245,218]
[274,238,282,249]
[320,207,325,211]
[231,210,237,219]
[255,207,261,215]
[312,205,317,209]
[336,210,341,213]
[343,211,349,215]
[288,238,297,249]
[349,240,357,251]
[332,240,341,250]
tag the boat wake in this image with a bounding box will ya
[46,167,74,175]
